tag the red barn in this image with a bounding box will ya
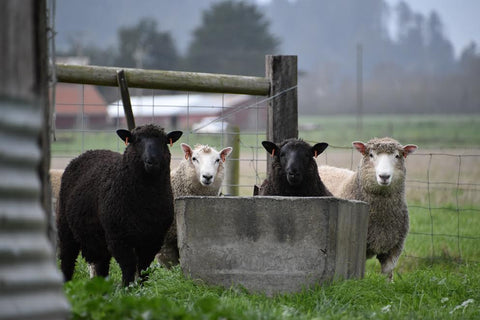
[55,83,108,129]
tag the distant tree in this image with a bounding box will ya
[394,1,427,71]
[460,42,480,74]
[394,2,454,74]
[457,42,480,112]
[83,45,117,66]
[185,0,279,76]
[424,11,454,73]
[115,17,179,70]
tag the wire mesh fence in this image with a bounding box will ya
[313,146,480,265]
[51,83,271,193]
[51,83,480,265]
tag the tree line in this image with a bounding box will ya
[62,1,277,77]
[57,0,480,114]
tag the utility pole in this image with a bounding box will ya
[356,43,363,136]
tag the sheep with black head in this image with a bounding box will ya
[56,124,182,286]
[256,138,332,196]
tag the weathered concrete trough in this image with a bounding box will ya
[176,196,369,296]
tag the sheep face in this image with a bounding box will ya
[263,140,328,187]
[117,126,183,174]
[181,143,233,186]
[353,138,417,190]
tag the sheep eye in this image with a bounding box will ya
[395,154,401,159]
[369,153,374,158]
[192,157,197,162]
[215,158,220,163]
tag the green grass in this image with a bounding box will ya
[64,260,480,320]
[62,199,480,319]
[298,114,480,148]
[52,130,235,158]
[52,114,480,157]
[405,205,480,263]
[57,114,480,318]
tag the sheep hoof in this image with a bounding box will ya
[88,264,97,278]
[155,252,179,269]
[386,272,394,283]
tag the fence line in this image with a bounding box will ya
[309,144,480,264]
[56,64,270,95]
[52,81,479,265]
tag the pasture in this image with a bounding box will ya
[53,114,480,319]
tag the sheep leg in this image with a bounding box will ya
[377,247,402,281]
[136,246,159,282]
[57,218,80,282]
[157,224,179,268]
[82,236,111,279]
[110,243,137,286]
[90,256,111,278]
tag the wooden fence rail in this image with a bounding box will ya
[55,64,270,96]
[55,56,299,191]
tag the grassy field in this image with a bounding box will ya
[297,114,480,148]
[51,114,480,155]
[65,259,480,319]
[54,114,480,319]
[62,200,480,319]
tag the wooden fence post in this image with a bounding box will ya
[265,55,298,173]
[223,125,240,196]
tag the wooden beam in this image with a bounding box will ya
[265,55,298,175]
[56,64,270,96]
[265,55,298,143]
[116,70,136,130]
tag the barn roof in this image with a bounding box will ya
[107,93,252,118]
[55,83,107,115]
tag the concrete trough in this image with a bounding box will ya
[176,196,369,296]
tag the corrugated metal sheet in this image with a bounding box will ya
[0,100,70,319]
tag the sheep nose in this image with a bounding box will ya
[379,174,391,181]
[145,158,158,166]
[203,175,213,182]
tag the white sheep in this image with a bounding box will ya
[50,169,64,201]
[319,137,417,281]
[157,143,233,268]
[171,143,233,197]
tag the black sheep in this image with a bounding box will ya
[257,138,332,196]
[56,124,182,285]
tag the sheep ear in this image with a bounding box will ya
[311,143,328,158]
[402,144,418,158]
[167,131,183,146]
[117,129,132,144]
[181,143,193,160]
[352,141,366,155]
[262,141,279,157]
[220,147,233,162]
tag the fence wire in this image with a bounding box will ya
[51,83,479,264]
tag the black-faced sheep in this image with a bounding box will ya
[256,138,332,196]
[157,143,233,268]
[318,137,417,280]
[56,124,182,285]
